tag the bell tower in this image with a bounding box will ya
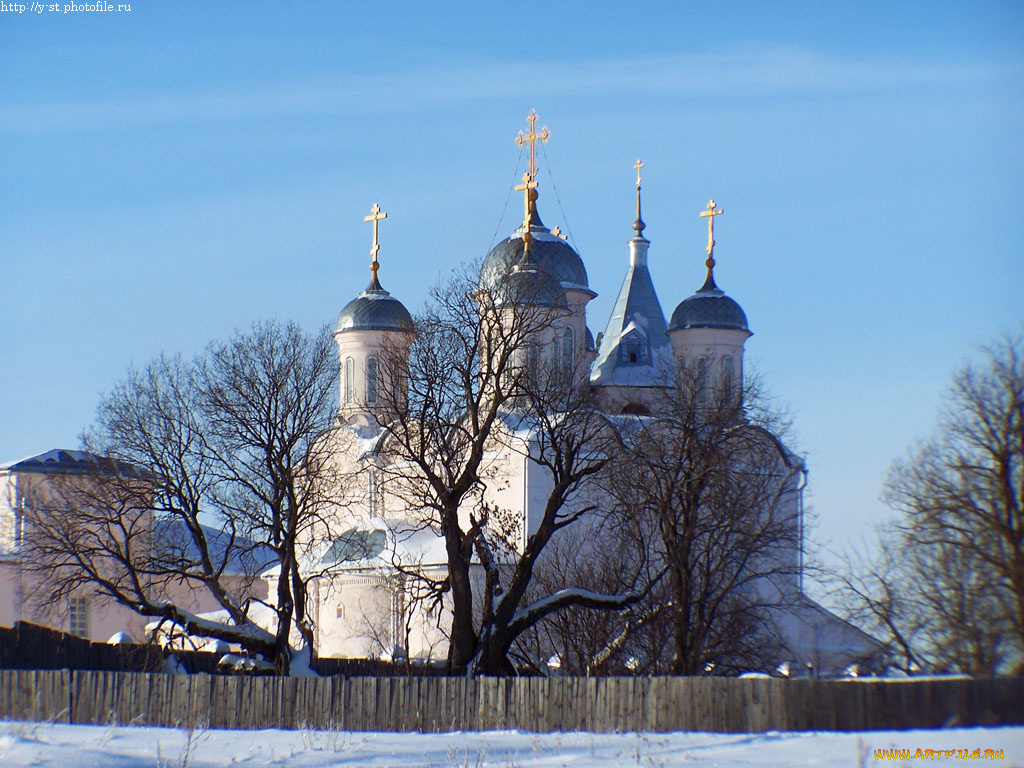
[666,200,752,403]
[333,204,415,426]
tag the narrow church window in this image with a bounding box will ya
[366,357,378,404]
[344,357,354,403]
[562,327,574,382]
[696,357,708,404]
[390,579,407,657]
[526,343,539,385]
[721,356,734,397]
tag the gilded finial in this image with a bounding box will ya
[515,108,550,183]
[515,170,538,253]
[364,203,388,282]
[699,199,724,282]
[633,158,646,235]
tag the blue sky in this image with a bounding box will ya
[2,1,1022,577]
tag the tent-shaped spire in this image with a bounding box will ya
[591,162,672,388]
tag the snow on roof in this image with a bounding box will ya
[153,518,276,577]
[0,449,144,477]
[349,424,386,459]
[146,600,280,639]
[315,518,449,572]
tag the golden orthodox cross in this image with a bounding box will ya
[633,158,645,224]
[699,199,724,269]
[515,108,550,181]
[514,171,538,252]
[364,203,388,280]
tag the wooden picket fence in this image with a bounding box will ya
[0,669,1020,733]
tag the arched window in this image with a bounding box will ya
[526,342,539,384]
[721,356,734,397]
[696,357,708,404]
[344,357,354,404]
[366,357,378,404]
[562,327,574,381]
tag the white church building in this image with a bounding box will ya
[292,113,881,676]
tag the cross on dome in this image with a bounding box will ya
[514,171,539,253]
[515,108,550,182]
[364,203,388,281]
[699,199,724,277]
[633,158,646,236]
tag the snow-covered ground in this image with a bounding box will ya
[0,721,1020,766]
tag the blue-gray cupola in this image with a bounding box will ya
[489,204,569,312]
[667,200,751,399]
[333,204,415,425]
[480,208,591,297]
[335,277,415,334]
[480,110,593,304]
[479,110,597,388]
[591,160,673,414]
[667,272,749,333]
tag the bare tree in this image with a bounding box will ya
[512,520,666,676]
[599,366,803,675]
[830,539,930,675]
[373,265,650,674]
[22,320,339,674]
[862,330,1024,675]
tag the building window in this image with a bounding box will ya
[621,403,651,416]
[69,597,89,638]
[721,356,734,396]
[336,605,345,619]
[366,357,378,404]
[526,343,539,384]
[618,331,647,366]
[696,357,708,404]
[344,357,354,404]
[390,581,407,656]
[562,327,574,378]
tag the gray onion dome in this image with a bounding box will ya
[336,277,415,333]
[491,259,568,310]
[481,208,589,292]
[668,274,749,332]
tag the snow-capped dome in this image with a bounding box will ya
[336,278,415,333]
